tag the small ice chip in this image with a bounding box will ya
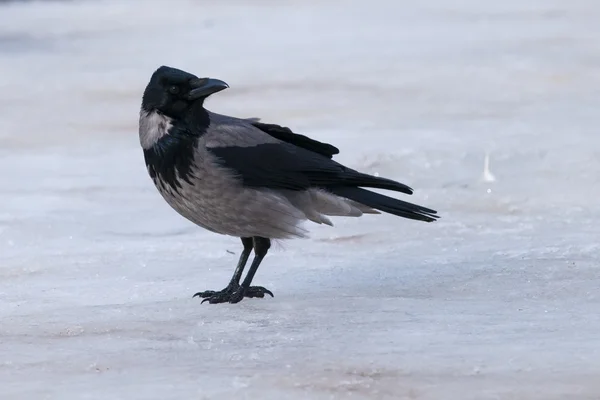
[482,152,496,182]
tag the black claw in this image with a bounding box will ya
[193,290,217,298]
[194,285,274,304]
[245,286,274,298]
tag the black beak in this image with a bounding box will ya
[187,78,229,100]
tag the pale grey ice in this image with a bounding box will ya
[1,0,599,399]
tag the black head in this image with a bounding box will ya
[141,66,229,118]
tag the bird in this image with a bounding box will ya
[138,65,439,304]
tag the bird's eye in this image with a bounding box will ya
[168,85,180,95]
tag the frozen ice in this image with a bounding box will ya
[1,0,600,399]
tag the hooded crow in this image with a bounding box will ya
[139,65,439,304]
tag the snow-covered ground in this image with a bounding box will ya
[1,0,600,398]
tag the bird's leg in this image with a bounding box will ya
[193,237,253,300]
[227,237,254,288]
[228,237,273,304]
[195,237,274,304]
[198,237,274,304]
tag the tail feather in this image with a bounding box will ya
[328,186,439,223]
[343,171,414,195]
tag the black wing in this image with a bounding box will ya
[251,121,339,158]
[208,143,439,222]
[209,143,410,193]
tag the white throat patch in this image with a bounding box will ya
[139,110,173,149]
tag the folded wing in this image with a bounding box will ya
[208,142,438,222]
[250,121,339,159]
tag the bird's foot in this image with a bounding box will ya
[193,284,273,304]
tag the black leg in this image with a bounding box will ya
[228,237,272,303]
[195,237,273,304]
[241,238,271,288]
[229,237,254,286]
[192,237,252,300]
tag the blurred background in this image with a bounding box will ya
[1,0,599,399]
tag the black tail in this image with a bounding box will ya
[328,186,439,222]
[342,171,414,195]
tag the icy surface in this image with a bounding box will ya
[1,0,600,399]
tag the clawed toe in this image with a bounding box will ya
[193,285,273,304]
[245,286,274,298]
[192,290,217,298]
[201,293,231,304]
